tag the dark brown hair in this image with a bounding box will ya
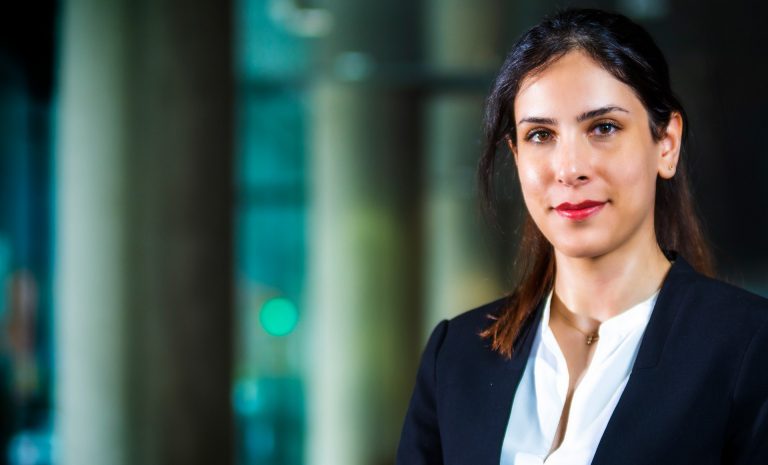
[478,9,714,358]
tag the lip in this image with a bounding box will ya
[554,200,607,221]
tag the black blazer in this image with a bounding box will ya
[397,258,768,464]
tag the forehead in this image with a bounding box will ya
[515,51,645,120]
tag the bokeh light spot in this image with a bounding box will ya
[259,297,299,336]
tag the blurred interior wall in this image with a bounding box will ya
[305,1,423,463]
[422,0,507,334]
[56,1,234,464]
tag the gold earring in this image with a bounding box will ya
[668,165,674,170]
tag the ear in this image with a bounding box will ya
[505,134,518,161]
[657,112,683,179]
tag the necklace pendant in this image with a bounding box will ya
[586,334,598,345]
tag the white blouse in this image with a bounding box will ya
[500,290,658,465]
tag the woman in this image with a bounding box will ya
[397,9,768,465]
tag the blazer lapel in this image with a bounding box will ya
[474,301,545,465]
[591,257,697,464]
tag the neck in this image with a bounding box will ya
[552,237,671,321]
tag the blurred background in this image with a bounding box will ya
[0,0,766,464]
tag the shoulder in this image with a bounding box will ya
[699,276,768,460]
[446,297,507,334]
[654,258,768,374]
[427,298,512,379]
[674,262,768,327]
[438,297,507,350]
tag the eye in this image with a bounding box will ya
[590,120,621,137]
[525,129,554,144]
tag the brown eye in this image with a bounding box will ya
[591,121,620,137]
[526,129,553,143]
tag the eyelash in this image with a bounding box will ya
[523,120,622,143]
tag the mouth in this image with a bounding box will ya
[554,200,607,221]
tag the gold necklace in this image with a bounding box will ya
[553,304,600,345]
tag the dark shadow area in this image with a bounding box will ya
[0,1,57,464]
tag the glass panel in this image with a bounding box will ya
[234,1,309,464]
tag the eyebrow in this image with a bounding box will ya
[517,105,630,126]
[576,105,629,122]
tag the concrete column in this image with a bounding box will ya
[127,2,234,464]
[422,0,508,332]
[57,2,131,463]
[56,1,234,464]
[306,3,422,464]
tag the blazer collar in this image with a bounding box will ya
[632,255,697,369]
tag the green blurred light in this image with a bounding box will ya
[260,297,299,336]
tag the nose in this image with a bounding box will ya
[554,137,590,187]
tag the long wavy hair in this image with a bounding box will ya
[478,9,714,358]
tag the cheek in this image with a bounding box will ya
[611,164,645,187]
[605,155,658,205]
[517,161,549,200]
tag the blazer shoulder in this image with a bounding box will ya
[447,297,507,332]
[432,297,512,371]
[684,270,768,322]
[663,263,768,357]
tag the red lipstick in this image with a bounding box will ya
[554,200,606,221]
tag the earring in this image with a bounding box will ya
[668,165,674,171]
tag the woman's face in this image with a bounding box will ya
[510,50,681,260]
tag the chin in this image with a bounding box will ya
[555,245,608,259]
[548,235,615,260]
